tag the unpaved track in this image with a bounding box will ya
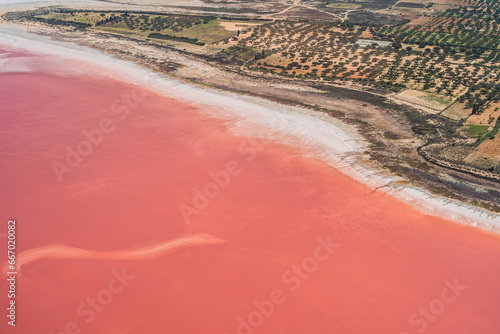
[262,0,302,19]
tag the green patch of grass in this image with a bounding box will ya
[422,93,451,106]
[468,124,490,137]
[475,118,500,146]
[173,19,236,44]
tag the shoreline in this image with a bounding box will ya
[1,23,499,232]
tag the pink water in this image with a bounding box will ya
[0,49,499,334]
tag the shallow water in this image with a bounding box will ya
[0,47,499,334]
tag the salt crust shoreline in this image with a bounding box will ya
[1,24,499,232]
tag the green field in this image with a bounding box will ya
[170,19,236,44]
[468,124,490,137]
[96,17,235,44]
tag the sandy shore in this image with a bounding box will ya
[1,23,499,231]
